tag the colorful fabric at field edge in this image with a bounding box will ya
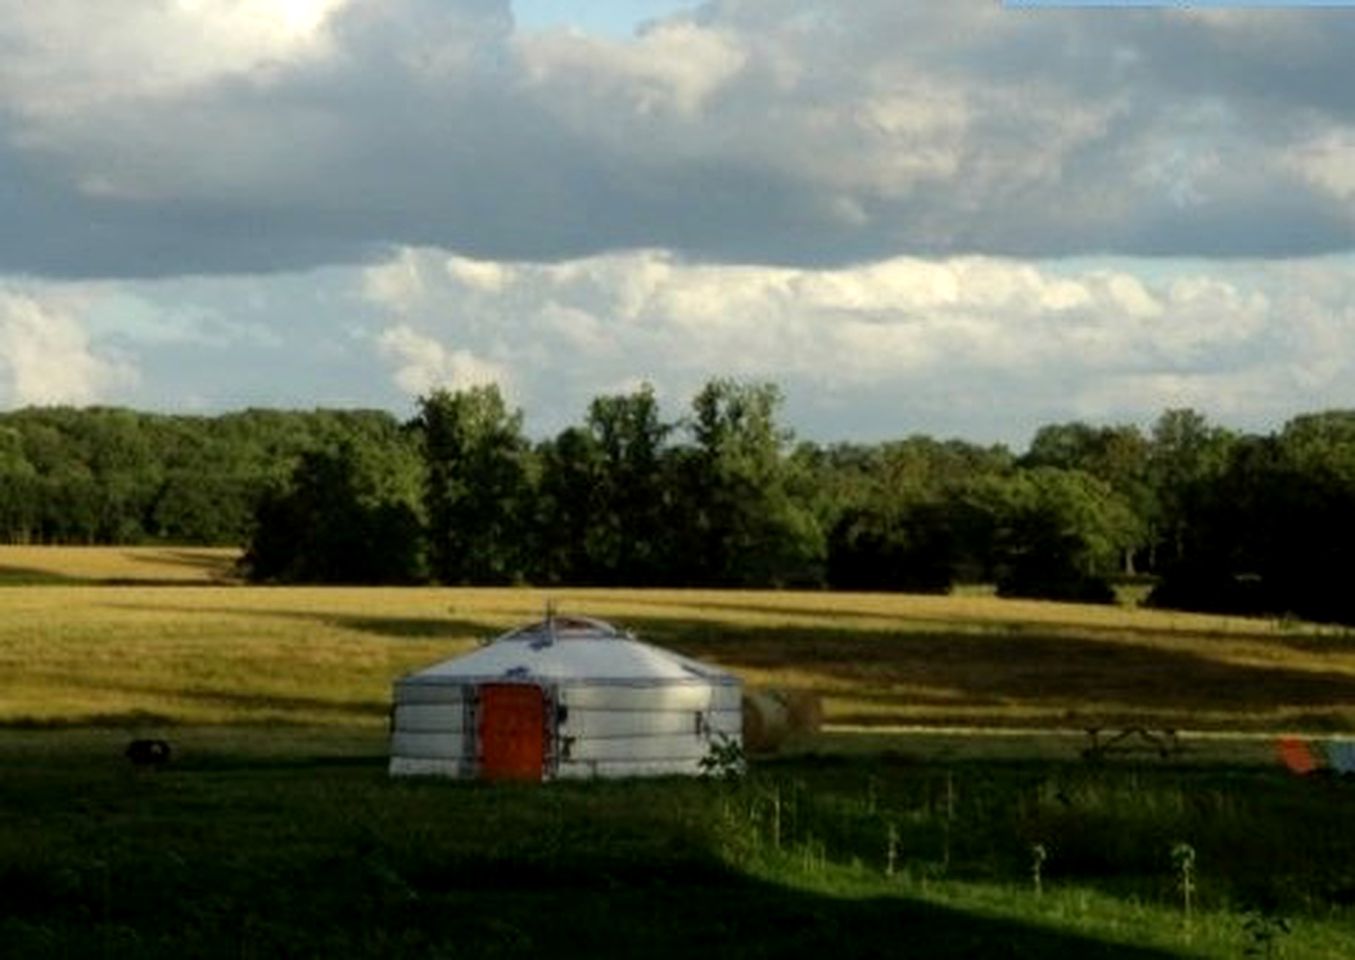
[1324,739,1355,775]
[1276,736,1321,776]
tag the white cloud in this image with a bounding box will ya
[362,247,427,313]
[0,0,350,118]
[1287,128,1355,206]
[1103,274,1162,319]
[375,323,509,396]
[446,255,515,294]
[352,245,1355,441]
[520,20,747,118]
[0,289,137,405]
[7,243,1355,443]
[539,302,613,353]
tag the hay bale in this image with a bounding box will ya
[783,688,823,736]
[742,689,791,753]
[741,688,822,754]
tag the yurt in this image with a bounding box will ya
[388,615,742,780]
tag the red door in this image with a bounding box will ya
[478,684,547,781]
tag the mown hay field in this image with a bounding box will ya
[2,546,1353,734]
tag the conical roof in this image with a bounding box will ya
[398,615,738,687]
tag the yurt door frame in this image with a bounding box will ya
[477,683,553,781]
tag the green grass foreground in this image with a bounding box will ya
[1,728,1353,958]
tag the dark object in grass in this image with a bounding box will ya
[996,563,1116,605]
[125,738,172,768]
[1082,727,1181,763]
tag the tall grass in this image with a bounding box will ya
[694,755,1355,956]
[2,729,1350,958]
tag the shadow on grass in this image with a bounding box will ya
[621,614,1355,727]
[362,872,1183,960]
[1257,631,1355,657]
[0,829,1183,960]
[23,673,387,721]
[137,549,238,573]
[102,600,501,642]
[0,564,83,585]
[314,613,497,641]
[0,551,238,586]
[613,592,1353,647]
[114,684,387,718]
[86,598,1355,730]
[95,549,241,585]
[0,709,181,731]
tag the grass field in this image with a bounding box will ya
[3,547,1354,957]
[2,545,1353,733]
[0,545,241,584]
[2,727,1353,958]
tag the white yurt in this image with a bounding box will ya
[388,614,742,780]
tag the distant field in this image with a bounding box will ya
[0,545,241,584]
[1,546,1352,733]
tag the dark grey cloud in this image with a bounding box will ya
[1,0,1353,279]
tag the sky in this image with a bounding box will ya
[2,2,1355,448]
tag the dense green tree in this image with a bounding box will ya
[1148,408,1235,568]
[1250,413,1355,623]
[535,426,606,584]
[417,386,531,585]
[675,379,824,587]
[147,473,260,545]
[1145,434,1276,617]
[827,500,955,593]
[12,396,1355,622]
[0,406,415,546]
[957,468,1140,603]
[584,385,673,583]
[0,427,38,542]
[1025,422,1155,573]
[820,437,1005,593]
[244,440,424,584]
[536,386,674,585]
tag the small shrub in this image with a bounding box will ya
[1241,905,1292,959]
[699,734,746,781]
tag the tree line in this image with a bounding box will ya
[3,386,1355,623]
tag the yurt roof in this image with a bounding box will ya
[399,615,738,687]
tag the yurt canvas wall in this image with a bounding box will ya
[389,616,742,780]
